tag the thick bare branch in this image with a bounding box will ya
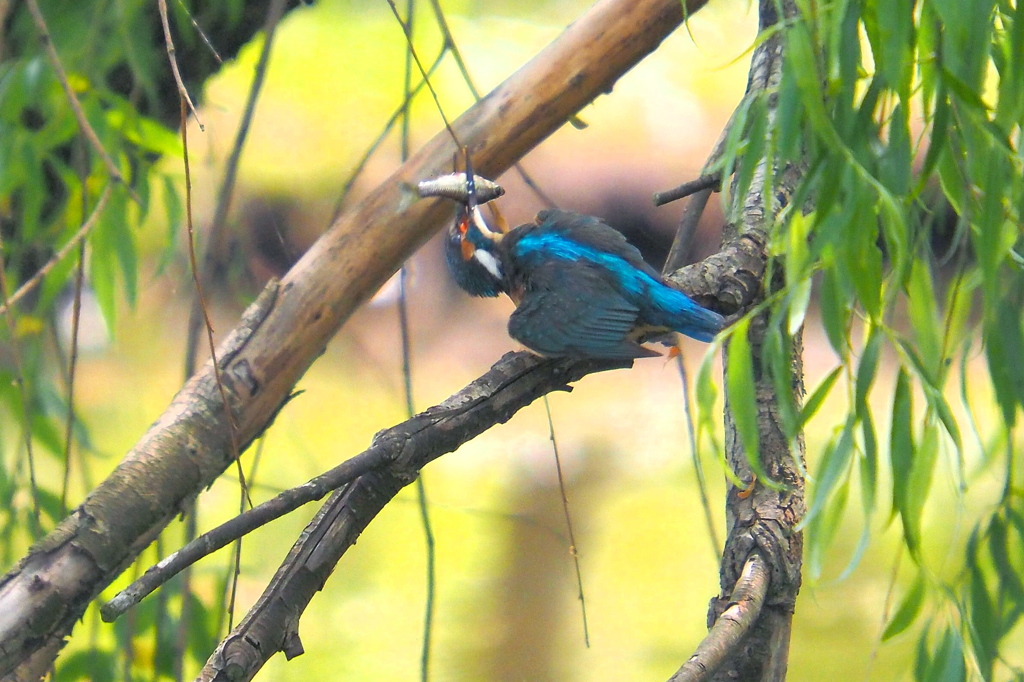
[0,0,709,676]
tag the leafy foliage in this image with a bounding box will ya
[0,1,251,679]
[715,0,1024,678]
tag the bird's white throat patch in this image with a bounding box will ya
[473,249,502,280]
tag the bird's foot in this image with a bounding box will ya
[737,476,757,499]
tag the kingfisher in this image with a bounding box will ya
[418,168,725,359]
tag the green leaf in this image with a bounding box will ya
[921,626,967,682]
[765,321,799,440]
[923,387,963,453]
[968,552,997,679]
[989,513,1024,616]
[786,210,811,282]
[696,346,718,417]
[879,103,912,196]
[786,16,844,151]
[806,477,849,580]
[734,93,768,211]
[855,326,882,418]
[882,573,926,641]
[726,318,764,482]
[995,0,1024,127]
[697,343,742,488]
[860,408,878,515]
[788,277,812,336]
[904,419,940,554]
[819,260,850,358]
[890,369,914,522]
[907,258,942,379]
[936,144,967,219]
[941,66,992,114]
[985,301,1024,426]
[806,416,855,526]
[916,84,950,190]
[798,366,843,430]
[863,0,914,98]
[847,213,884,320]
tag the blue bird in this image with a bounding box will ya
[422,172,725,359]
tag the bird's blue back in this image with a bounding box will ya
[509,213,723,342]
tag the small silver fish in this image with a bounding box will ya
[417,173,505,204]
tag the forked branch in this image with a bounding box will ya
[194,352,628,681]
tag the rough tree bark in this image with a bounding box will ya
[0,0,709,678]
[672,2,806,680]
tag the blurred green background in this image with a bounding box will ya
[12,0,1019,679]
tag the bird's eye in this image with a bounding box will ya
[458,216,469,235]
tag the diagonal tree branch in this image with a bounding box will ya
[0,0,710,676]
[196,352,629,681]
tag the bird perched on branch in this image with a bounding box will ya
[418,167,724,359]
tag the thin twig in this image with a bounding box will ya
[178,98,251,508]
[174,0,223,63]
[101,443,395,621]
[329,47,447,222]
[179,95,252,638]
[663,187,714,275]
[175,1,280,648]
[660,87,753,276]
[425,0,557,209]
[667,555,770,682]
[385,0,459,145]
[0,234,40,537]
[60,151,90,517]
[395,3,438,675]
[653,173,721,207]
[544,396,590,647]
[23,0,139,203]
[183,0,287,377]
[674,352,721,558]
[0,184,113,318]
[159,0,204,130]
[59,242,86,513]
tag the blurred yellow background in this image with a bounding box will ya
[54,0,1016,679]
